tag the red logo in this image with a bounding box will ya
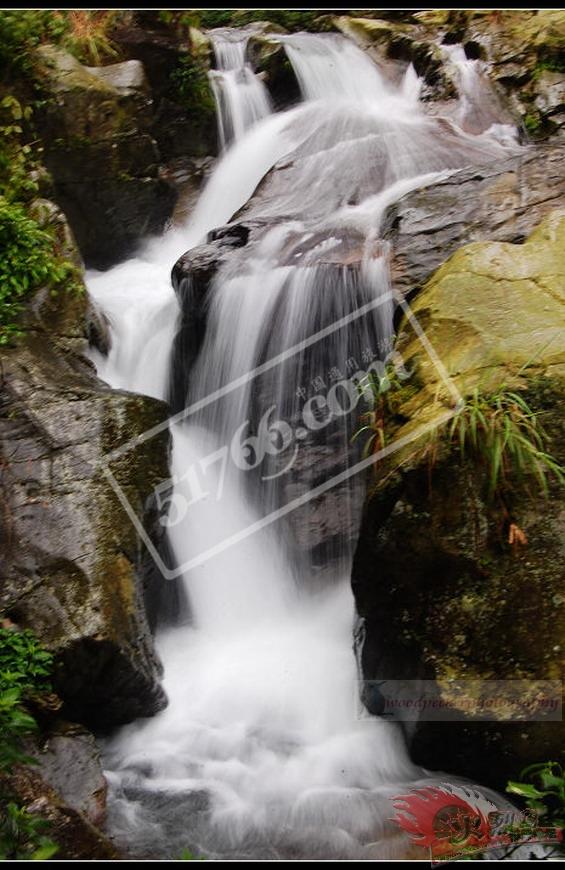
[390,784,563,863]
[391,785,492,861]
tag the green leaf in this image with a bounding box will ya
[506,781,545,799]
[30,842,59,860]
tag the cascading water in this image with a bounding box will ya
[208,28,272,149]
[87,31,519,859]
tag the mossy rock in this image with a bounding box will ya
[352,211,565,790]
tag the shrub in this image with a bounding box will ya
[0,10,67,77]
[0,94,38,204]
[0,627,58,860]
[0,197,81,345]
[506,762,565,858]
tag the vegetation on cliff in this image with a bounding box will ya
[0,627,58,860]
[0,94,82,344]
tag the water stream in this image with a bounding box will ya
[87,31,519,859]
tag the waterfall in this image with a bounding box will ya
[209,29,272,149]
[87,31,517,859]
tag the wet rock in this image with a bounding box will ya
[459,10,565,139]
[168,224,254,414]
[31,727,107,827]
[0,257,171,729]
[334,16,458,102]
[352,211,565,790]
[384,142,565,296]
[0,764,117,859]
[34,46,177,268]
[246,33,301,109]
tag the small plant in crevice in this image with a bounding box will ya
[443,386,564,500]
[0,626,58,860]
[351,354,416,459]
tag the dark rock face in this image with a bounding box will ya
[112,16,217,161]
[0,225,171,729]
[384,142,565,296]
[35,46,178,269]
[246,34,301,110]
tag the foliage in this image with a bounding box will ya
[170,53,215,114]
[0,10,67,77]
[532,57,565,78]
[0,10,128,78]
[506,762,565,857]
[58,10,123,67]
[178,9,327,32]
[0,627,53,771]
[0,197,82,345]
[445,386,564,499]
[0,628,58,860]
[0,628,53,698]
[0,95,39,204]
[0,802,58,860]
[523,111,542,136]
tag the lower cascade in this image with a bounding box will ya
[86,30,520,859]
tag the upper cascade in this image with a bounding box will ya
[208,29,273,149]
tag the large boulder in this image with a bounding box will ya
[246,33,301,109]
[352,211,565,790]
[0,207,171,730]
[34,45,177,268]
[0,764,117,859]
[30,725,108,828]
[384,141,565,296]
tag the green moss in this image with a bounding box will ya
[524,112,543,134]
[532,57,565,78]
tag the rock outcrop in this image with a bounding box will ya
[112,15,217,161]
[384,141,565,296]
[30,725,107,827]
[35,45,177,269]
[352,211,565,790]
[0,763,117,859]
[0,206,171,730]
